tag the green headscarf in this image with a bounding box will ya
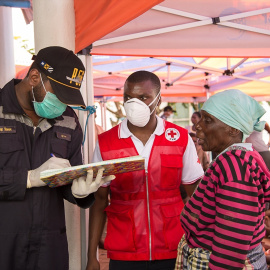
[202,89,266,142]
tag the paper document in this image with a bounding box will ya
[40,155,145,188]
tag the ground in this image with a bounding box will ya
[99,221,109,270]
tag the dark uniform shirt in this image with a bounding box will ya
[0,79,94,270]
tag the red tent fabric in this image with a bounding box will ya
[74,0,163,53]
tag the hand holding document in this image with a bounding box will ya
[71,168,116,198]
[40,155,145,188]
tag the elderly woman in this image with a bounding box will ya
[175,89,270,270]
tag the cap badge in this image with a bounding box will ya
[66,68,85,87]
[40,61,54,73]
[66,76,83,84]
[165,128,180,142]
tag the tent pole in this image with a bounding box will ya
[230,58,248,72]
[103,98,107,131]
[100,98,107,131]
[76,54,88,270]
[0,6,15,88]
[227,58,231,70]
[77,53,95,269]
[100,100,104,129]
[82,53,95,269]
[32,0,89,268]
[171,58,209,84]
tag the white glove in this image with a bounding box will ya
[71,168,115,198]
[27,157,71,188]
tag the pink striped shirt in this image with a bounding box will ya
[181,148,270,270]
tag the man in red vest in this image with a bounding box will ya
[86,71,204,270]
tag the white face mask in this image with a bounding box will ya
[124,92,161,127]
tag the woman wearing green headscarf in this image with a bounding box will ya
[175,89,270,270]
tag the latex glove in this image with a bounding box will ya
[27,157,71,188]
[71,168,115,198]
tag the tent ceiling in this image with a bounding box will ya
[86,0,270,58]
[16,55,270,103]
[16,56,270,103]
[92,56,270,102]
[73,0,270,102]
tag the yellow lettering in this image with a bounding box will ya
[77,70,85,86]
[70,68,78,84]
[4,127,11,131]
[0,128,3,132]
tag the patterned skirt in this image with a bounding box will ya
[175,235,267,270]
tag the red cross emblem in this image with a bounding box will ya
[165,128,180,142]
[168,130,177,138]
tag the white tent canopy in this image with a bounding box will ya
[73,0,270,101]
[91,0,270,57]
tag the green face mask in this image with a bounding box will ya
[32,74,67,119]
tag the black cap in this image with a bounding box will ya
[164,105,176,113]
[33,46,86,108]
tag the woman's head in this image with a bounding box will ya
[196,111,243,153]
[191,111,201,125]
[196,89,266,153]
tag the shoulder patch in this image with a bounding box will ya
[165,128,180,142]
[55,116,77,130]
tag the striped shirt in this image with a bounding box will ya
[181,146,270,270]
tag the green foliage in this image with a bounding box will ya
[14,36,35,55]
[179,102,204,111]
[182,103,188,109]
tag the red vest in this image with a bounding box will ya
[98,121,188,261]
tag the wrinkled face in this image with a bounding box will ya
[191,113,200,125]
[195,110,232,153]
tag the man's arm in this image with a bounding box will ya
[180,184,189,204]
[181,134,204,198]
[183,179,200,197]
[86,186,110,270]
